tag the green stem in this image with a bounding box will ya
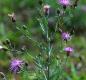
[46,20,52,80]
[0,72,7,80]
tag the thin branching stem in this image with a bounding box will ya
[0,72,7,80]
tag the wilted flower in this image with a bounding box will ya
[43,4,50,15]
[10,59,24,73]
[58,0,70,6]
[62,32,71,41]
[8,12,16,22]
[64,47,74,56]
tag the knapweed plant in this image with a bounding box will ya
[0,0,80,80]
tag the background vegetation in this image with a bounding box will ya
[0,0,86,80]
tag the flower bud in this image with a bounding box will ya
[43,4,50,16]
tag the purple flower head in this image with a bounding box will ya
[62,32,71,41]
[10,59,24,73]
[64,47,74,56]
[58,0,70,6]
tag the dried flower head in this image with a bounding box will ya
[43,4,50,15]
[10,59,24,73]
[62,32,71,41]
[8,12,16,22]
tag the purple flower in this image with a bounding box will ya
[64,47,74,56]
[62,32,71,41]
[58,0,70,6]
[10,59,24,73]
[8,12,16,22]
